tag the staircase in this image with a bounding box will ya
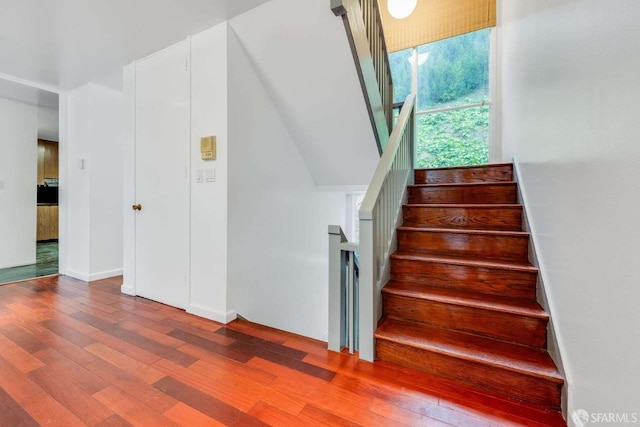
[374,163,564,410]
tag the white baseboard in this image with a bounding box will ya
[0,259,37,270]
[88,269,123,282]
[120,284,136,296]
[64,268,123,283]
[512,156,570,418]
[64,269,90,282]
[187,304,237,324]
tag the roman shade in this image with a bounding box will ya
[379,0,496,52]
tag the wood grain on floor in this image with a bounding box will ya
[0,275,566,426]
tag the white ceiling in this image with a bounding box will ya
[0,0,270,91]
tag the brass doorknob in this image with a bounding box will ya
[132,204,142,211]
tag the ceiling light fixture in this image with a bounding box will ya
[387,0,417,19]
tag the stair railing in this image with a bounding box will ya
[358,94,415,361]
[331,0,394,153]
[327,226,359,354]
[328,94,416,360]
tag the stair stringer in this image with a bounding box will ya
[512,157,568,418]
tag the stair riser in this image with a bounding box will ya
[408,185,517,204]
[376,339,562,410]
[390,258,537,300]
[383,295,547,348]
[403,206,523,231]
[397,230,530,262]
[415,165,513,184]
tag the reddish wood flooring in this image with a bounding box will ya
[376,164,564,411]
[0,275,565,426]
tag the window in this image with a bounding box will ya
[390,29,491,168]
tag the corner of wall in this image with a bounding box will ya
[187,304,237,325]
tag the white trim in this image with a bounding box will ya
[64,269,123,282]
[58,92,68,276]
[0,72,60,94]
[512,157,572,401]
[187,304,237,324]
[121,284,136,296]
[187,35,193,310]
[0,259,36,270]
[489,17,502,162]
[122,63,137,295]
[65,270,90,282]
[89,269,124,282]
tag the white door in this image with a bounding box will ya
[134,41,190,309]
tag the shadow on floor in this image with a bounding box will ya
[0,241,58,285]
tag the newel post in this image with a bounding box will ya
[328,225,347,352]
[357,218,376,362]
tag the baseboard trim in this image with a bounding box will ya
[89,269,123,282]
[64,268,123,283]
[64,270,90,282]
[0,259,37,270]
[512,157,569,418]
[121,284,136,296]
[187,304,237,324]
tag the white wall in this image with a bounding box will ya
[37,106,59,141]
[228,28,347,341]
[498,0,640,421]
[123,24,232,322]
[0,97,37,269]
[66,85,91,276]
[188,24,232,322]
[122,64,136,295]
[89,85,124,277]
[229,0,379,188]
[65,83,124,281]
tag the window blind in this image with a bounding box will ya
[379,0,496,52]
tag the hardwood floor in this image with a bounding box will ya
[0,275,565,426]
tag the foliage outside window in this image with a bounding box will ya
[390,30,490,168]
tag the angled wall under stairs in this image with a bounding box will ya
[374,163,565,411]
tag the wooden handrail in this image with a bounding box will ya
[332,0,394,154]
[357,94,415,361]
[360,94,415,220]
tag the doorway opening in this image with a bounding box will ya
[0,79,59,285]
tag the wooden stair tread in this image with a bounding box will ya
[414,163,513,172]
[382,281,547,319]
[375,318,563,383]
[391,251,538,273]
[403,203,522,209]
[398,226,530,238]
[409,181,517,189]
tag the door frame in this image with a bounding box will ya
[0,74,67,276]
[121,38,192,306]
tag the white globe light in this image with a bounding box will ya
[387,0,417,19]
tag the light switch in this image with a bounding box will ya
[205,168,216,183]
[0,180,4,190]
[196,169,203,183]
